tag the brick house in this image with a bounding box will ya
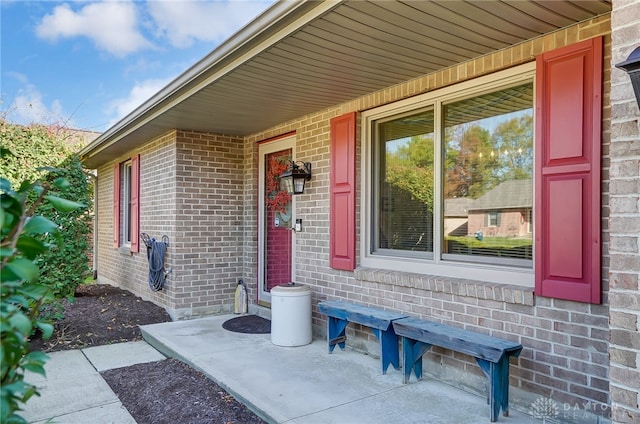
[80,1,640,422]
[466,179,532,237]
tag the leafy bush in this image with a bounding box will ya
[1,147,85,423]
[36,155,93,298]
[1,119,94,299]
[0,122,76,188]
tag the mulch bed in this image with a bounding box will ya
[29,284,267,424]
[30,284,172,352]
[102,359,266,424]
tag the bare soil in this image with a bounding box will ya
[29,284,267,424]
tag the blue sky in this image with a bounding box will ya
[1,0,274,133]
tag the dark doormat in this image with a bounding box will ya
[222,315,271,334]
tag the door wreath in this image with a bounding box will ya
[265,155,292,225]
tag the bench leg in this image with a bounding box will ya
[327,317,348,353]
[371,328,401,374]
[476,357,511,422]
[401,337,432,384]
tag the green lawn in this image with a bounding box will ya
[445,236,532,259]
[446,236,532,249]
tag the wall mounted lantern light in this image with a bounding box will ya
[615,46,640,110]
[280,161,312,195]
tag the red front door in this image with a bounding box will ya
[258,137,295,305]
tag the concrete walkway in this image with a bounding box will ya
[23,315,539,423]
[23,341,165,423]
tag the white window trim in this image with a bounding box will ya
[359,62,536,287]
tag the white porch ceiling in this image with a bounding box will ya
[81,0,611,168]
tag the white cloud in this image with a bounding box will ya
[106,78,172,127]
[3,75,69,126]
[147,0,273,48]
[122,57,162,78]
[35,1,153,57]
[4,71,28,85]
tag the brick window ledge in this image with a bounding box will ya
[354,267,535,306]
[118,246,133,256]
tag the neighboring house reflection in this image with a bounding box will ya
[467,179,533,238]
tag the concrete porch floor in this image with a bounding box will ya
[140,314,539,424]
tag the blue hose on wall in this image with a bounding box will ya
[141,233,169,291]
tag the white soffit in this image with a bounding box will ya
[81,0,611,168]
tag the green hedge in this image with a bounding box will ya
[1,145,87,423]
[1,120,93,299]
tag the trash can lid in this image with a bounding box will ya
[271,282,311,293]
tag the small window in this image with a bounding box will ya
[121,161,132,245]
[113,154,140,252]
[486,211,501,227]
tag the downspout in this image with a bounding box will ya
[88,170,98,279]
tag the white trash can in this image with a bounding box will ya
[271,283,312,347]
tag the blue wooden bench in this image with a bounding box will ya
[392,317,523,422]
[318,300,408,374]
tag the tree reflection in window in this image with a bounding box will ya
[444,83,533,261]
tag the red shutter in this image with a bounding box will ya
[330,112,356,270]
[113,162,120,248]
[130,154,140,253]
[535,37,602,304]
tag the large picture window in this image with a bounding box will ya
[362,65,535,285]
